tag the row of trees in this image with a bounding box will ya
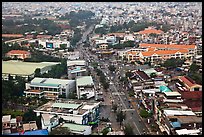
[95,68,109,90]
[3,18,63,35]
[108,41,135,49]
[34,59,67,79]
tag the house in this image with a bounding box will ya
[23,121,38,131]
[177,76,202,91]
[76,76,95,99]
[24,77,76,99]
[41,114,59,132]
[34,99,100,126]
[6,50,31,60]
[98,43,108,50]
[2,115,23,135]
[67,60,87,79]
[181,91,202,116]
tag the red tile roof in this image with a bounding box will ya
[181,91,202,100]
[7,50,30,55]
[135,70,150,80]
[137,28,163,35]
[183,100,202,112]
[139,43,196,49]
[178,76,196,88]
[141,49,188,57]
[2,34,24,38]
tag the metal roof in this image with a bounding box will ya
[76,76,94,86]
[52,103,81,109]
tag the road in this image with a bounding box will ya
[76,24,150,135]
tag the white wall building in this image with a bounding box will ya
[76,76,95,99]
[24,77,76,99]
[34,99,100,126]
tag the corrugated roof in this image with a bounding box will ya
[163,109,196,116]
[2,61,60,76]
[61,123,91,132]
[76,76,94,86]
[164,91,181,96]
[181,91,202,99]
[52,103,81,109]
[9,129,49,135]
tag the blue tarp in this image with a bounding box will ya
[170,121,181,128]
[9,129,49,135]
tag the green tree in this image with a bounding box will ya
[108,65,116,72]
[124,124,134,135]
[189,63,200,73]
[116,110,126,126]
[112,103,118,113]
[23,109,36,122]
[139,109,151,118]
[34,68,41,77]
[49,127,72,135]
[150,72,157,78]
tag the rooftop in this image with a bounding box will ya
[164,91,181,96]
[67,60,86,66]
[137,28,164,35]
[9,129,49,135]
[76,76,94,86]
[6,50,30,55]
[139,43,196,49]
[61,123,91,132]
[52,103,82,109]
[163,109,196,116]
[2,61,60,76]
[30,77,75,88]
[141,49,188,57]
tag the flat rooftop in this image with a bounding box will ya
[2,60,60,76]
[61,123,91,132]
[34,99,100,115]
[30,77,75,87]
[76,76,94,86]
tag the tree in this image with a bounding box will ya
[189,63,200,73]
[112,104,118,113]
[34,68,41,77]
[108,65,116,72]
[124,124,134,135]
[139,109,151,118]
[116,110,126,126]
[23,108,36,122]
[150,72,157,78]
[49,127,72,135]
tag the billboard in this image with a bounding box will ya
[46,42,54,48]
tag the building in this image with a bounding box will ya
[60,123,92,135]
[24,77,76,99]
[41,114,59,132]
[34,99,100,125]
[139,49,189,63]
[2,61,60,80]
[2,115,22,135]
[64,51,80,60]
[23,121,38,131]
[177,76,202,91]
[38,39,70,49]
[6,50,31,60]
[76,76,95,99]
[98,43,108,50]
[67,60,87,79]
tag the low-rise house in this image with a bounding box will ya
[24,77,76,99]
[6,50,31,60]
[67,60,87,79]
[23,121,38,131]
[34,99,100,125]
[41,114,59,132]
[76,76,95,99]
[177,76,202,91]
[2,115,23,135]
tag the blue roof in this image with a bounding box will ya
[9,129,49,135]
[159,85,172,92]
[170,121,181,128]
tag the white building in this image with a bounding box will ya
[38,39,70,49]
[76,76,95,99]
[61,123,92,135]
[24,77,76,99]
[67,60,87,79]
[41,114,59,132]
[34,99,100,125]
